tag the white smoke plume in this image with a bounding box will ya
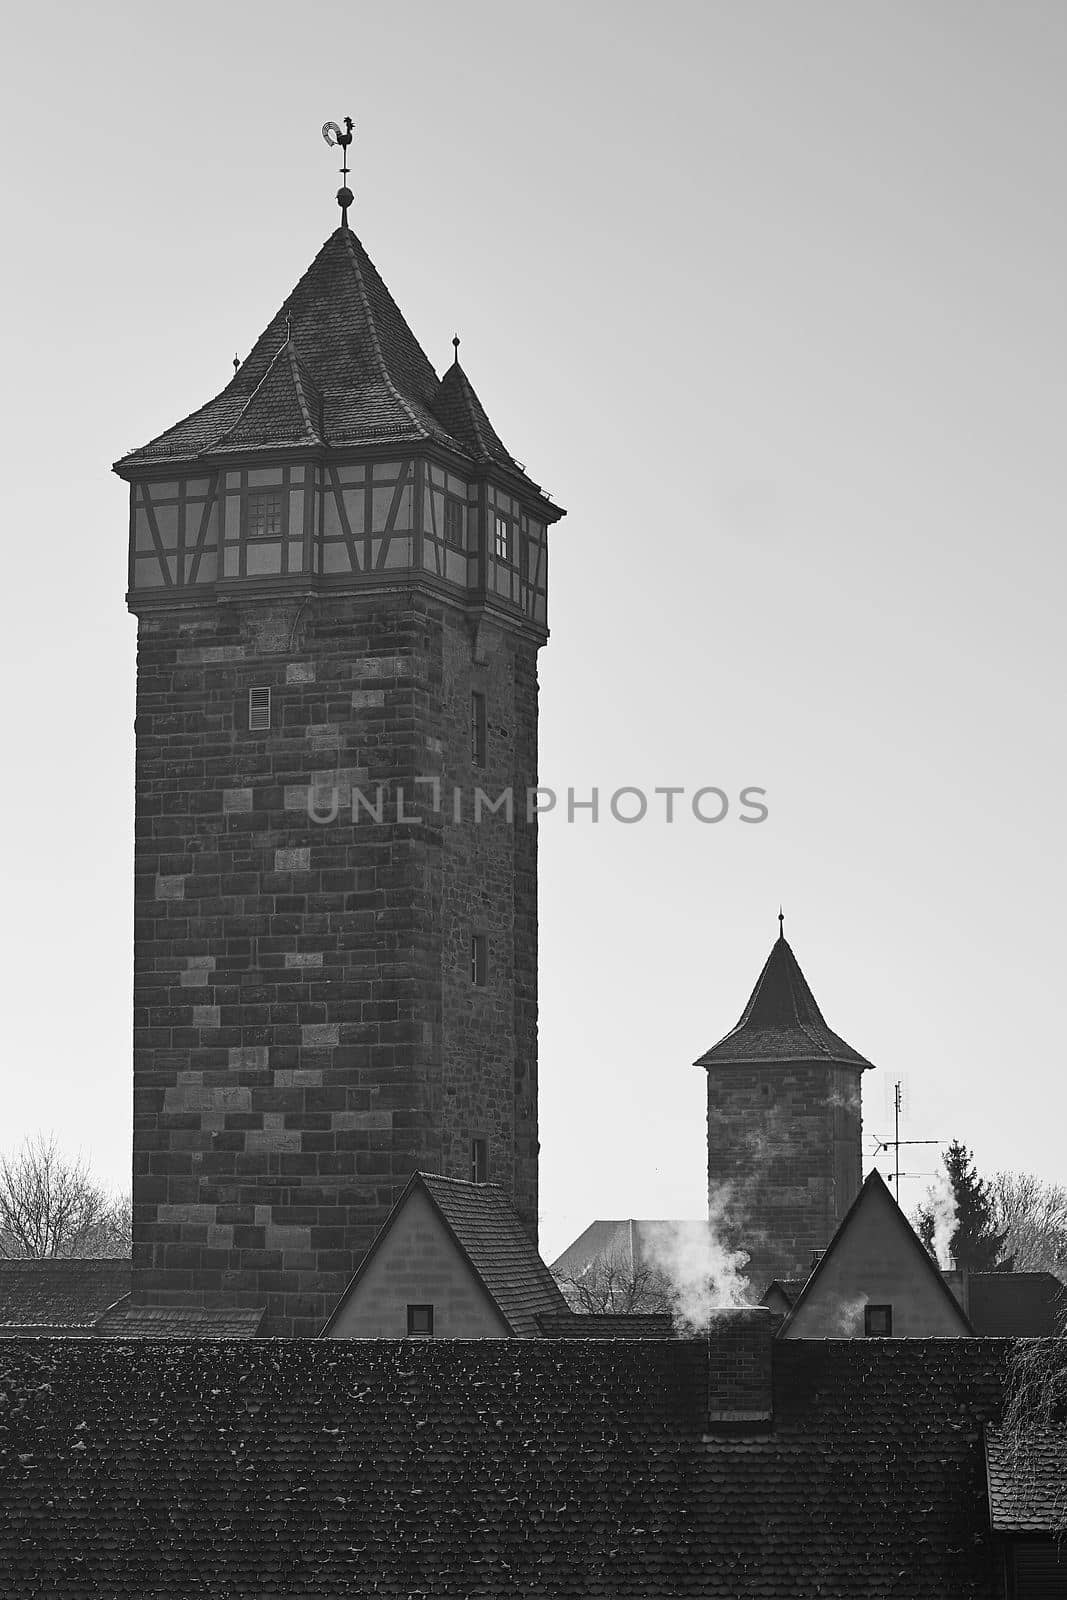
[642,1193,752,1335]
[825,1293,868,1336]
[926,1166,959,1269]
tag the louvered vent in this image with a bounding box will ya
[248,686,271,731]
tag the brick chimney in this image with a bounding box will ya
[706,1307,779,1425]
[942,1260,970,1316]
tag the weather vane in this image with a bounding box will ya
[321,116,355,227]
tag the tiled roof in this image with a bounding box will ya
[761,1279,808,1308]
[419,1174,569,1338]
[212,339,324,452]
[436,358,516,470]
[0,1335,1009,1597]
[94,1300,265,1338]
[986,1424,1067,1531]
[536,1312,676,1339]
[551,1220,710,1279]
[967,1272,1067,1337]
[115,228,538,493]
[0,1259,129,1331]
[695,933,874,1070]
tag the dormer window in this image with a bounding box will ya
[247,490,282,539]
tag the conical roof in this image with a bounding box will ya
[114,227,539,490]
[695,933,873,1070]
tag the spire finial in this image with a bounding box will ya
[232,352,240,373]
[321,115,355,228]
[452,333,460,363]
[778,906,785,939]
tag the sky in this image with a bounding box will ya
[0,0,1064,1264]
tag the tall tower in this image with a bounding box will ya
[695,922,873,1293]
[115,170,564,1335]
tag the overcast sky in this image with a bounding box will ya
[1,0,1063,1262]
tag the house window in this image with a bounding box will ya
[444,496,465,550]
[471,691,486,766]
[864,1303,893,1337]
[470,1138,489,1183]
[494,513,512,563]
[406,1303,434,1337]
[471,932,487,986]
[248,686,271,731]
[247,490,282,539]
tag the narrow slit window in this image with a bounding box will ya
[470,1138,489,1184]
[471,932,488,987]
[248,686,271,731]
[444,496,465,550]
[406,1303,434,1337]
[471,691,486,766]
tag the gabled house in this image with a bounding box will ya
[775,1168,974,1338]
[322,1172,568,1338]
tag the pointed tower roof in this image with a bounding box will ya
[114,228,549,500]
[695,928,874,1071]
[437,354,519,471]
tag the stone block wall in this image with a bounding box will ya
[706,1063,864,1293]
[133,590,540,1336]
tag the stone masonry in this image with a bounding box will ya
[134,592,540,1337]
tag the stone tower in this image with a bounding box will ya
[695,924,873,1294]
[115,216,564,1336]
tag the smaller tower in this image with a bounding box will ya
[695,921,873,1293]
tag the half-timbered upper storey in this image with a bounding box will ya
[114,227,563,629]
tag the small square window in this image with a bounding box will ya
[471,691,486,767]
[470,1137,489,1184]
[247,490,282,539]
[248,686,271,731]
[444,497,465,550]
[407,1303,434,1337]
[494,513,512,563]
[864,1303,893,1337]
[471,932,487,987]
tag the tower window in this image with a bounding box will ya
[471,691,486,766]
[864,1303,893,1337]
[248,686,271,731]
[444,496,465,550]
[406,1303,434,1337]
[470,1137,489,1183]
[471,932,488,986]
[247,490,282,539]
[494,513,512,563]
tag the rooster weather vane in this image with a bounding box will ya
[322,117,355,227]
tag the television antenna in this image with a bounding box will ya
[873,1080,940,1203]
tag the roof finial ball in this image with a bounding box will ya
[322,116,355,228]
[778,906,785,939]
[452,334,461,364]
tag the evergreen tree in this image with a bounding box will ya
[916,1140,1014,1272]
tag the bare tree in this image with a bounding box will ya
[990,1171,1067,1277]
[999,1308,1067,1537]
[0,1135,130,1259]
[553,1256,672,1315]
